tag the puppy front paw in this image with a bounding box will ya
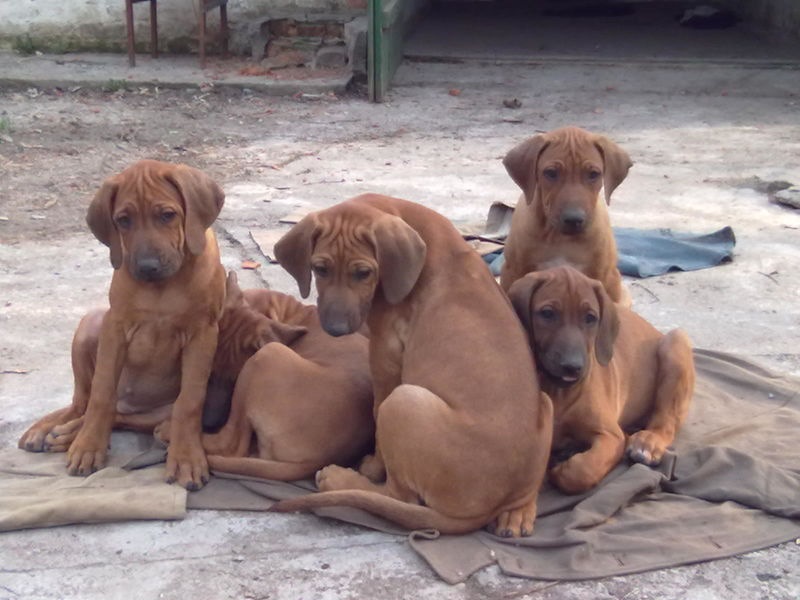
[165,440,209,490]
[626,430,668,466]
[66,437,108,476]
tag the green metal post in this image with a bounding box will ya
[368,0,384,102]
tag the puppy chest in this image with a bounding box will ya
[125,321,184,370]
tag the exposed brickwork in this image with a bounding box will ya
[261,18,349,71]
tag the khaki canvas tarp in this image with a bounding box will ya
[3,350,799,583]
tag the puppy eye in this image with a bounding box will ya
[542,167,559,181]
[584,312,599,325]
[160,211,177,224]
[312,264,329,278]
[537,307,557,321]
[352,267,372,281]
[587,170,602,182]
[115,215,132,229]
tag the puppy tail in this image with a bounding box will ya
[207,455,319,482]
[270,490,491,535]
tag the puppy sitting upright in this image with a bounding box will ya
[270,193,552,537]
[500,127,632,304]
[508,266,695,494]
[18,271,304,450]
[18,160,226,490]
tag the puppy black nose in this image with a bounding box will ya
[560,208,586,233]
[559,355,585,379]
[134,257,162,280]
[322,319,352,337]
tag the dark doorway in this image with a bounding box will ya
[402,1,800,64]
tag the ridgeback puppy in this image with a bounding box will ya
[201,279,375,481]
[18,272,308,451]
[202,271,311,432]
[269,193,553,537]
[500,127,633,305]
[17,159,226,490]
[508,266,695,494]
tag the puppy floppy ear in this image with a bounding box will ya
[507,272,550,336]
[224,271,245,309]
[593,135,632,204]
[503,134,550,205]
[166,165,225,255]
[372,215,427,305]
[274,213,320,299]
[592,280,620,366]
[86,177,123,269]
[268,321,308,347]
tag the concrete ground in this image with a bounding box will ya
[1,28,800,600]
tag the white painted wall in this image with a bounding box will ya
[1,1,795,54]
[0,0,365,53]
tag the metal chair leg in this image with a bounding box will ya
[198,3,207,67]
[150,0,159,58]
[125,0,136,67]
[220,2,229,59]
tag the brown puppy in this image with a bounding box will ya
[270,194,552,537]
[508,266,695,494]
[201,284,375,481]
[19,272,305,451]
[202,272,310,431]
[500,127,633,304]
[18,160,226,490]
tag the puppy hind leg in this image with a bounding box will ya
[627,329,695,465]
[201,345,292,457]
[492,496,538,538]
[18,309,105,452]
[202,376,234,432]
[19,406,82,452]
[201,385,252,457]
[358,447,387,483]
[324,384,454,503]
[315,464,418,505]
[45,416,85,451]
[358,377,397,483]
[115,406,173,433]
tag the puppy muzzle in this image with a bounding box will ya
[319,304,361,337]
[542,349,587,387]
[131,254,174,282]
[558,207,588,235]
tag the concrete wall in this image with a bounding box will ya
[0,0,796,56]
[0,0,367,55]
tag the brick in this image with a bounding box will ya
[313,44,348,69]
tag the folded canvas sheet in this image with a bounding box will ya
[189,350,800,583]
[0,445,185,532]
[2,350,798,584]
